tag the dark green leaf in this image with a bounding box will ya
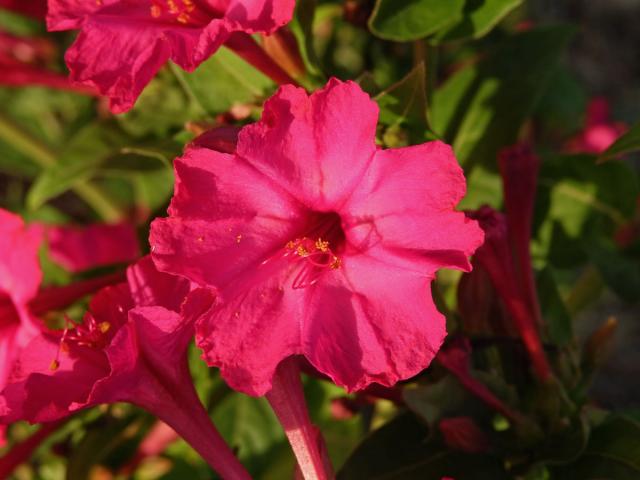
[433,0,524,43]
[585,237,640,303]
[375,63,434,143]
[290,0,325,80]
[432,26,574,168]
[551,416,640,479]
[537,267,573,346]
[598,122,640,162]
[338,413,508,479]
[368,0,465,42]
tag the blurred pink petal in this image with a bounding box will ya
[46,222,140,273]
[47,0,296,112]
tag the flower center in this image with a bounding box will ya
[279,211,346,289]
[0,291,20,332]
[149,0,211,25]
[49,313,114,371]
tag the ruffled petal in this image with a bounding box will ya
[344,141,484,272]
[303,251,446,392]
[0,334,108,423]
[196,268,304,396]
[237,79,379,210]
[126,256,191,313]
[151,147,303,288]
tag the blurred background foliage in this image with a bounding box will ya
[1,0,639,479]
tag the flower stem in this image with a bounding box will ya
[266,359,333,480]
[225,32,300,88]
[144,383,251,480]
[0,113,124,222]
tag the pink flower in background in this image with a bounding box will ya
[0,209,43,447]
[0,0,47,19]
[0,210,43,396]
[565,97,626,154]
[0,31,95,94]
[46,0,296,113]
[438,417,489,454]
[151,79,484,396]
[46,222,140,272]
[0,256,250,479]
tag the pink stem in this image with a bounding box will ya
[143,384,251,480]
[224,32,300,87]
[266,359,333,480]
[0,420,66,478]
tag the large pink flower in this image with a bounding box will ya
[151,79,484,396]
[46,0,296,113]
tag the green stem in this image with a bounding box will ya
[0,113,124,222]
[168,62,209,117]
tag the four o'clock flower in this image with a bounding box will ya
[46,0,296,113]
[150,79,483,478]
[565,97,627,154]
[0,256,250,480]
[0,209,43,446]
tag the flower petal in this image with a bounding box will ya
[47,222,139,273]
[151,147,303,288]
[237,79,378,209]
[344,141,484,272]
[303,251,446,391]
[126,256,191,313]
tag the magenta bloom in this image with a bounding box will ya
[0,0,47,19]
[565,97,626,154]
[0,210,43,393]
[0,256,249,478]
[151,79,484,396]
[46,0,296,113]
[46,222,140,273]
[0,31,95,93]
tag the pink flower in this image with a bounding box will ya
[466,207,551,382]
[438,416,489,454]
[498,144,541,326]
[0,0,47,19]
[46,222,140,273]
[0,31,95,93]
[0,210,43,395]
[47,0,296,113]
[151,79,484,396]
[0,256,250,479]
[565,97,626,154]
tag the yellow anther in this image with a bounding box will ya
[167,0,178,13]
[177,12,190,23]
[296,245,309,257]
[330,256,341,269]
[99,322,111,334]
[150,4,161,17]
[315,238,329,252]
[49,359,60,371]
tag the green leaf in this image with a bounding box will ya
[598,122,640,162]
[26,124,125,210]
[338,413,508,479]
[432,26,574,168]
[585,237,640,303]
[375,63,435,143]
[552,416,640,479]
[457,164,503,210]
[184,47,275,115]
[368,0,465,42]
[537,267,573,346]
[212,393,288,476]
[290,0,325,81]
[26,124,176,210]
[433,0,524,43]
